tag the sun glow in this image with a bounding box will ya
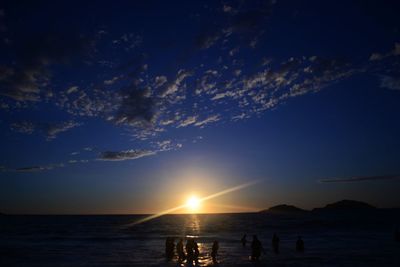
[186,196,201,212]
[127,180,260,226]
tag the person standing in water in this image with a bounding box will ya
[165,237,175,261]
[272,233,280,254]
[296,236,304,252]
[211,240,219,263]
[241,234,247,247]
[251,235,263,261]
[177,239,186,262]
[186,239,194,264]
[193,239,200,265]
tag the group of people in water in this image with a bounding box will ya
[165,233,305,264]
[166,237,219,264]
[240,233,304,261]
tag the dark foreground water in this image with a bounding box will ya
[1,212,400,266]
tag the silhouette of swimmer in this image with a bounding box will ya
[165,237,175,261]
[184,238,200,265]
[272,233,280,254]
[193,240,200,265]
[251,235,264,261]
[211,240,219,263]
[296,236,304,252]
[177,239,186,262]
[241,234,247,247]
[186,239,193,263]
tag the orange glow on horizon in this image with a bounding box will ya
[127,180,260,226]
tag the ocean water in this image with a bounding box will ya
[1,212,400,266]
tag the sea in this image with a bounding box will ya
[1,212,400,266]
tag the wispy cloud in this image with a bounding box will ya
[194,114,220,127]
[0,31,89,102]
[98,149,156,161]
[11,120,82,140]
[319,175,400,183]
[66,86,79,94]
[379,75,400,90]
[369,42,400,61]
[159,69,192,97]
[15,163,64,172]
[177,116,197,128]
[45,121,82,140]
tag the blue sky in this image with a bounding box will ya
[1,0,400,214]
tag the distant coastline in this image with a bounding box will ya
[259,199,378,214]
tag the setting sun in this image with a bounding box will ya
[186,196,201,212]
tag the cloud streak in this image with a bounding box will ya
[11,120,81,140]
[319,175,400,183]
[98,149,156,161]
[15,163,64,172]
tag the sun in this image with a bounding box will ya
[186,196,201,213]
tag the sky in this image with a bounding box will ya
[0,0,400,214]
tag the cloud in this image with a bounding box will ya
[206,56,358,120]
[155,139,182,152]
[369,53,384,61]
[43,121,82,140]
[11,120,81,140]
[104,76,120,85]
[0,64,45,101]
[57,89,117,118]
[98,149,156,161]
[112,33,142,50]
[196,31,222,49]
[66,86,79,94]
[15,166,47,172]
[194,114,220,127]
[0,32,89,102]
[177,116,197,128]
[195,0,275,50]
[114,87,156,126]
[195,70,218,95]
[319,175,400,183]
[154,76,167,88]
[15,163,64,172]
[68,159,89,164]
[223,4,236,14]
[379,75,400,90]
[159,69,192,97]
[11,121,35,134]
[369,42,400,61]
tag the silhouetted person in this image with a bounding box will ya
[396,229,400,242]
[296,236,304,252]
[165,237,175,261]
[251,235,263,261]
[177,239,186,262]
[186,239,194,265]
[272,233,280,254]
[211,240,219,263]
[241,234,247,247]
[193,239,200,265]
